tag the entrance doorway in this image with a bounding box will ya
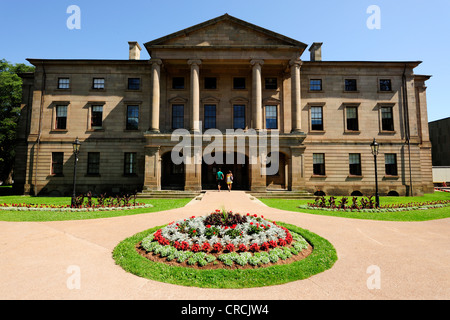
[202,152,249,190]
[161,152,185,190]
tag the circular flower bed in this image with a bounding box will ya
[138,210,312,268]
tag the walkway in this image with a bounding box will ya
[0,191,449,300]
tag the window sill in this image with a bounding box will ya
[85,174,101,177]
[343,130,360,134]
[343,90,359,93]
[309,130,326,134]
[124,129,140,132]
[379,130,396,135]
[347,175,363,179]
[50,129,68,133]
[308,90,323,93]
[125,89,142,92]
[311,175,327,178]
[89,89,106,92]
[383,175,399,180]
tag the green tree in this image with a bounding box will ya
[0,59,34,184]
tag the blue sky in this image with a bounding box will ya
[1,0,449,121]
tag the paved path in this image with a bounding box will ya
[0,191,449,300]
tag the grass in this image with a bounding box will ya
[112,222,337,288]
[259,191,450,221]
[0,196,192,222]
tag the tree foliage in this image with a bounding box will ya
[0,59,35,183]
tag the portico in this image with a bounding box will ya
[142,14,308,192]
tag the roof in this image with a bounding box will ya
[144,14,308,54]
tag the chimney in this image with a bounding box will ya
[128,41,142,60]
[309,42,323,61]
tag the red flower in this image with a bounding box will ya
[191,244,200,252]
[225,243,235,252]
[238,244,247,252]
[206,225,211,228]
[269,240,277,248]
[213,243,223,252]
[202,242,211,252]
[261,242,270,251]
[278,238,287,246]
[249,243,259,252]
[181,241,189,250]
[173,241,180,249]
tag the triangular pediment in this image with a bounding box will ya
[145,14,307,50]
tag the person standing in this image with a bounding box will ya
[216,168,224,192]
[226,170,233,192]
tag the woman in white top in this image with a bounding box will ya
[226,170,233,192]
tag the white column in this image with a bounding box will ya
[251,59,264,130]
[290,59,302,132]
[150,59,162,132]
[188,59,202,132]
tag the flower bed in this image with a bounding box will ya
[302,196,450,212]
[138,210,311,268]
[0,202,153,212]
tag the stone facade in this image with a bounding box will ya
[15,14,434,196]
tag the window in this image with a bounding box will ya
[233,105,246,129]
[91,105,103,129]
[349,153,362,176]
[172,104,184,129]
[51,152,64,175]
[172,77,185,89]
[58,78,70,89]
[92,78,105,89]
[204,77,217,89]
[265,105,278,129]
[313,153,325,176]
[380,79,392,92]
[311,106,324,131]
[124,152,137,175]
[126,105,139,130]
[87,152,100,175]
[204,105,216,129]
[385,154,398,176]
[128,78,140,90]
[346,106,359,131]
[345,79,357,91]
[310,79,322,91]
[233,77,246,89]
[381,106,394,131]
[55,105,67,130]
[265,78,277,90]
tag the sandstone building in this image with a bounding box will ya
[15,14,434,197]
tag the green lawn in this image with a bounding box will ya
[259,191,450,221]
[0,196,192,222]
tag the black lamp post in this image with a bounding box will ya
[370,138,380,208]
[71,137,81,208]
